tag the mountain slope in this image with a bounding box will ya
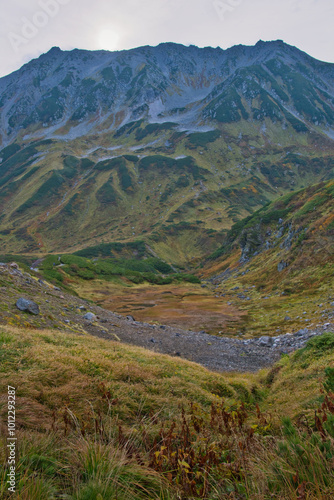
[199,180,334,336]
[204,179,334,275]
[0,41,334,261]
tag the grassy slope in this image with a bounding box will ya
[1,324,334,499]
[0,119,333,264]
[200,180,334,336]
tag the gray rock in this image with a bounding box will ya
[296,328,309,336]
[126,315,135,322]
[79,305,86,311]
[83,312,97,321]
[16,298,40,315]
[284,316,291,321]
[278,261,288,272]
[259,336,273,347]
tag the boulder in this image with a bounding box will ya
[16,298,40,315]
[83,312,97,321]
[259,336,273,347]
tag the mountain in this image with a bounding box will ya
[1,40,334,140]
[1,41,334,499]
[0,40,334,261]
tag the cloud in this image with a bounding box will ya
[0,0,333,77]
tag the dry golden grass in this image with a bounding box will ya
[0,325,251,432]
[1,324,334,499]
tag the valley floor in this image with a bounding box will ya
[1,263,333,372]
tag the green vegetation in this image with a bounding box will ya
[209,87,249,123]
[138,155,204,181]
[96,175,118,204]
[75,241,148,259]
[35,87,65,123]
[39,255,64,285]
[16,171,65,214]
[101,66,116,81]
[48,253,198,286]
[114,120,143,138]
[0,254,34,270]
[284,110,309,132]
[0,143,21,163]
[252,90,283,121]
[95,156,124,171]
[294,332,334,361]
[0,145,38,178]
[187,130,221,148]
[123,154,139,163]
[62,155,80,178]
[118,163,133,191]
[118,65,133,84]
[135,122,176,141]
[139,155,175,171]
[295,194,328,217]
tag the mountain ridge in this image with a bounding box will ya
[1,39,334,146]
[0,40,333,261]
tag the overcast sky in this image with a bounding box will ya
[0,0,333,77]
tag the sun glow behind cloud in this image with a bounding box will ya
[97,28,120,51]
